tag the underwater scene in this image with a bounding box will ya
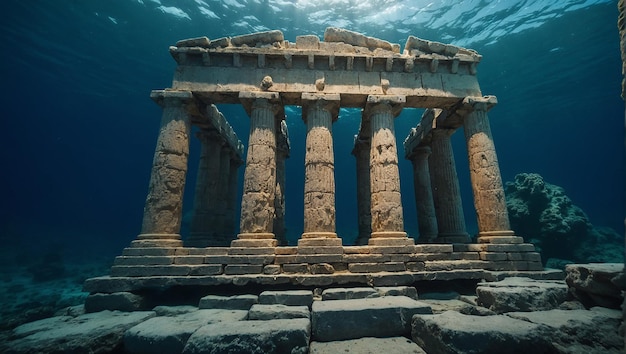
[1,0,625,352]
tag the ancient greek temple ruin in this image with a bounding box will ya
[85,28,543,296]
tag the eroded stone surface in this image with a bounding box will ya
[312,296,432,341]
[476,277,568,313]
[411,311,553,353]
[248,304,310,320]
[310,337,426,354]
[565,263,624,309]
[182,318,310,354]
[198,294,258,310]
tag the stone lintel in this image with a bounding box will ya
[301,92,341,122]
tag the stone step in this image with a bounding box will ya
[310,337,426,354]
[198,294,258,310]
[475,277,568,313]
[183,318,310,354]
[312,296,432,341]
[321,287,379,300]
[258,290,314,307]
[248,304,310,320]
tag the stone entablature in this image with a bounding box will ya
[168,27,481,109]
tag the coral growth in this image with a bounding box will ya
[505,173,623,266]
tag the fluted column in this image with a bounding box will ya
[274,120,290,245]
[365,95,408,240]
[352,135,372,245]
[429,129,470,243]
[187,130,223,247]
[136,90,194,247]
[408,146,438,243]
[463,96,517,243]
[236,92,281,244]
[301,93,340,239]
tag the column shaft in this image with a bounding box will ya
[409,146,438,243]
[238,98,278,239]
[429,129,470,243]
[367,99,407,239]
[463,101,514,241]
[302,98,338,239]
[138,92,192,247]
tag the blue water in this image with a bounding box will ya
[1,0,623,255]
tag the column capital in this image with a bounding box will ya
[150,90,201,117]
[462,95,497,112]
[238,91,282,117]
[301,93,341,122]
[364,95,406,119]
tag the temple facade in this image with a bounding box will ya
[85,28,543,295]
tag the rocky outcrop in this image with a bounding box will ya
[505,173,623,264]
[310,337,426,354]
[565,263,624,309]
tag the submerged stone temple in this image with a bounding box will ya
[84,28,545,300]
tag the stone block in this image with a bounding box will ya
[310,337,426,354]
[198,294,258,310]
[248,304,310,320]
[190,265,223,275]
[521,252,542,262]
[176,36,210,47]
[478,236,524,244]
[310,263,335,274]
[343,246,371,254]
[275,247,297,255]
[187,247,229,255]
[369,246,416,254]
[231,239,277,248]
[344,254,391,263]
[260,290,314,307]
[375,286,419,300]
[130,239,183,248]
[124,309,248,354]
[84,292,147,313]
[482,243,536,252]
[296,35,320,50]
[479,252,508,261]
[331,262,348,272]
[298,246,344,254]
[224,264,263,274]
[321,287,379,300]
[507,253,524,261]
[312,296,432,341]
[476,277,568,313]
[182,318,310,354]
[228,247,276,255]
[5,311,155,354]
[368,238,415,246]
[263,264,281,275]
[114,256,175,266]
[282,263,310,273]
[424,260,484,271]
[451,252,480,260]
[414,244,453,253]
[348,262,406,273]
[298,238,342,247]
[110,265,192,277]
[406,261,426,271]
[411,311,553,353]
[122,247,178,256]
[174,256,205,265]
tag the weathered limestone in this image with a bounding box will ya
[274,120,290,246]
[408,146,438,243]
[429,128,470,243]
[565,263,624,309]
[365,95,408,241]
[135,90,195,247]
[310,337,426,354]
[301,93,340,239]
[312,296,432,341]
[198,294,259,310]
[236,92,282,244]
[463,96,517,243]
[475,277,568,313]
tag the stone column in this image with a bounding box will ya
[301,93,340,239]
[462,96,517,243]
[352,135,372,245]
[274,120,290,246]
[364,95,408,240]
[235,92,281,246]
[135,90,195,248]
[215,145,233,245]
[408,146,438,243]
[187,130,223,247]
[429,128,470,243]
